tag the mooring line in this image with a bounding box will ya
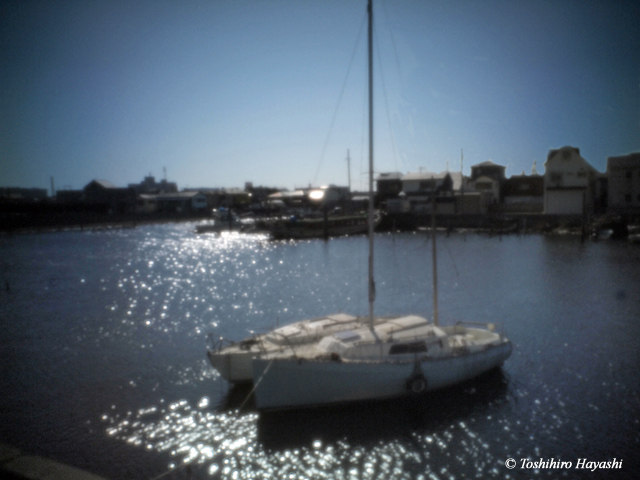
[236,355,276,413]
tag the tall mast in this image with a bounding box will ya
[367,0,375,327]
[431,181,439,326]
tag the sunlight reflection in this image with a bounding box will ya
[101,393,529,479]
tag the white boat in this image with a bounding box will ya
[196,208,245,233]
[252,317,511,411]
[207,0,511,411]
[248,0,511,411]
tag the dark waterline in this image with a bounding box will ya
[1,224,639,479]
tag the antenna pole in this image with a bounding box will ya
[460,148,464,195]
[347,149,351,192]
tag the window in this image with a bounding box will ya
[389,341,427,355]
[419,180,436,192]
[334,331,361,343]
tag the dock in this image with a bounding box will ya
[0,444,109,480]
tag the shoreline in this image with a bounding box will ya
[1,211,637,240]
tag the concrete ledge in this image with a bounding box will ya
[0,444,22,464]
[0,444,108,480]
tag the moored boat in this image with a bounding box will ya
[251,317,511,410]
[247,0,511,410]
[268,212,378,240]
[207,0,511,411]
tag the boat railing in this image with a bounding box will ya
[206,333,262,353]
[206,333,224,353]
[254,334,271,354]
[453,321,508,338]
[268,331,299,359]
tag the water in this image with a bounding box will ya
[1,224,639,479]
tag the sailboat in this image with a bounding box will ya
[207,0,511,410]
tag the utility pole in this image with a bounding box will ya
[460,148,464,194]
[346,149,351,192]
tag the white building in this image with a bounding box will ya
[156,191,208,213]
[544,146,600,215]
[397,171,462,214]
[466,175,500,206]
[401,171,463,194]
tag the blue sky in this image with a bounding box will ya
[2,0,639,193]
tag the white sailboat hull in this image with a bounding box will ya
[252,341,512,411]
[207,349,254,384]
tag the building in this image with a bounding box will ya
[375,172,403,201]
[266,185,351,213]
[0,187,48,202]
[306,185,351,207]
[543,146,600,215]
[56,189,83,205]
[128,175,178,194]
[467,175,500,207]
[607,152,640,215]
[502,173,544,213]
[467,161,506,205]
[470,161,506,183]
[189,188,251,210]
[401,171,463,194]
[453,191,485,215]
[396,171,462,214]
[244,183,280,209]
[135,194,158,214]
[83,180,136,214]
[156,191,208,213]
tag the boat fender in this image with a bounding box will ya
[330,352,341,363]
[406,374,427,394]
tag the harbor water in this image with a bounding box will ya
[1,223,639,479]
